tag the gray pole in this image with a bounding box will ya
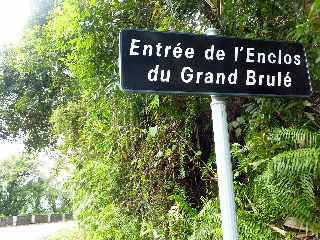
[206,28,238,240]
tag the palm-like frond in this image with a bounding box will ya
[261,128,320,233]
[270,128,320,147]
[270,147,320,179]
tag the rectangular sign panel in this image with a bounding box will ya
[119,29,312,97]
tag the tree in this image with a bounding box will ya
[0,24,79,150]
[0,153,70,216]
[29,0,55,26]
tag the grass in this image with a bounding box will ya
[47,226,85,240]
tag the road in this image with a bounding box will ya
[0,221,76,240]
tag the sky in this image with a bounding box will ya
[0,140,25,160]
[0,0,33,158]
[0,0,32,46]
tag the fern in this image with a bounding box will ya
[233,127,320,237]
[261,128,320,233]
[237,210,282,240]
[270,147,320,179]
[270,128,320,147]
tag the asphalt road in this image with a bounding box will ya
[0,221,76,240]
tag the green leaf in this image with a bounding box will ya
[148,126,158,137]
[303,100,312,107]
[235,128,242,138]
[195,150,202,156]
[305,112,315,121]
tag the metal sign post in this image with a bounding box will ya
[206,28,238,240]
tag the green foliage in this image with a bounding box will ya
[264,128,320,231]
[233,112,320,236]
[0,153,70,216]
[0,24,78,149]
[271,127,320,147]
[47,227,85,240]
[189,199,222,240]
[28,0,54,26]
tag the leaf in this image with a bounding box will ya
[235,128,242,138]
[231,121,239,128]
[249,159,266,170]
[305,112,315,121]
[148,126,158,137]
[155,150,163,158]
[195,150,202,156]
[165,148,172,157]
[303,100,312,107]
[171,144,177,151]
[148,95,160,110]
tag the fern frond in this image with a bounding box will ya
[263,150,320,233]
[300,174,315,206]
[237,210,282,240]
[270,128,320,147]
[270,147,320,179]
[292,174,317,220]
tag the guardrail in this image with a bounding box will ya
[0,213,73,227]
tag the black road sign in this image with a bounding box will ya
[119,29,312,97]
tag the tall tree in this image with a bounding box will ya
[0,153,70,216]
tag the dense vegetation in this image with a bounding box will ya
[0,0,319,239]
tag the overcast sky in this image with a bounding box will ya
[0,140,25,160]
[0,0,31,157]
[0,0,32,46]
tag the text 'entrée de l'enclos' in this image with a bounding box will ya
[129,39,301,88]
